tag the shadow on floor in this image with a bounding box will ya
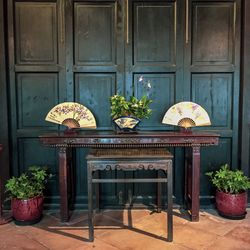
[35,208,187,242]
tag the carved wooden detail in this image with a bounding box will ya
[59,147,67,154]
[89,162,171,172]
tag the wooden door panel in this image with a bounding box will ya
[191,2,234,65]
[15,2,57,64]
[192,73,232,129]
[75,73,116,129]
[200,138,232,197]
[188,0,241,203]
[74,72,117,205]
[74,2,116,65]
[133,1,176,65]
[75,149,88,206]
[133,73,175,129]
[72,1,123,206]
[128,0,183,205]
[8,0,62,208]
[75,149,117,207]
[17,73,59,128]
[18,138,58,197]
[6,0,241,209]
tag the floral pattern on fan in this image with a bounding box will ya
[45,102,97,129]
[162,101,211,128]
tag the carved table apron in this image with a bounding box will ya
[39,131,219,222]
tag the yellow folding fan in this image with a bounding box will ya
[45,102,97,129]
[162,101,211,128]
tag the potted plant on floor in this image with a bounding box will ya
[206,164,250,219]
[5,165,52,225]
[110,94,153,132]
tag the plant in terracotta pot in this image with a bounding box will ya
[110,94,153,132]
[206,164,250,219]
[5,165,52,225]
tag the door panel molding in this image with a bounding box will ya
[15,2,57,64]
[191,1,235,66]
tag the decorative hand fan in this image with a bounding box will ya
[45,102,97,129]
[162,102,211,128]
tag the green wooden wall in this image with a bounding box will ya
[1,0,246,209]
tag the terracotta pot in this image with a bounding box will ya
[216,190,247,219]
[11,196,44,225]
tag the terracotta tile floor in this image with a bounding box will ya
[0,208,250,250]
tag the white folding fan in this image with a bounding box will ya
[162,101,211,128]
[45,102,97,129]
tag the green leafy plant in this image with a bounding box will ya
[110,94,153,119]
[206,164,250,194]
[5,165,52,200]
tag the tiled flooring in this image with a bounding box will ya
[0,209,250,250]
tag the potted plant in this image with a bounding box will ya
[206,164,250,219]
[5,165,52,225]
[110,94,153,132]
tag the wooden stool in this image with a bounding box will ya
[86,148,173,242]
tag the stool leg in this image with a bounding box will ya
[167,166,173,242]
[87,164,94,242]
[157,170,161,212]
[95,170,100,212]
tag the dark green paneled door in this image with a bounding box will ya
[186,0,241,203]
[7,0,241,208]
[71,1,124,206]
[125,0,185,204]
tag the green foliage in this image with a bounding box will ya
[5,165,52,200]
[110,94,153,119]
[206,164,250,194]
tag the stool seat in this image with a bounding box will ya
[87,148,173,158]
[86,148,173,242]
[87,148,172,172]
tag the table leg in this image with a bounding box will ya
[95,170,100,212]
[167,167,173,242]
[157,170,162,212]
[59,147,69,222]
[68,148,75,208]
[87,164,94,242]
[185,146,200,222]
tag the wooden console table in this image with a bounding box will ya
[39,131,219,222]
